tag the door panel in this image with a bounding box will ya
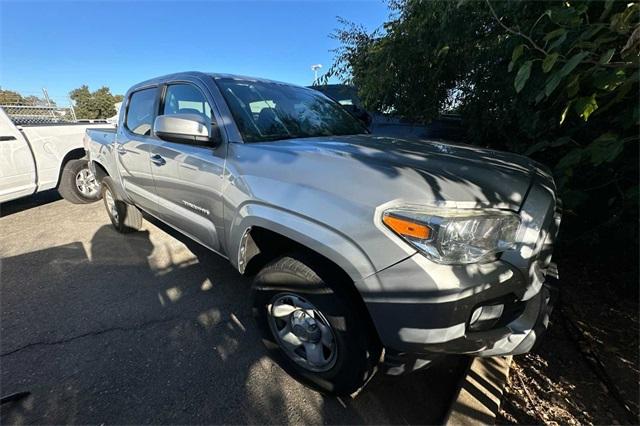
[0,134,36,203]
[117,87,159,213]
[150,82,226,253]
[117,139,158,212]
[151,142,225,252]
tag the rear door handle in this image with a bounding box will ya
[150,154,166,166]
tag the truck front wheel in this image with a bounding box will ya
[58,158,101,204]
[101,177,143,233]
[252,253,381,395]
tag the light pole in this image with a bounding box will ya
[311,64,322,85]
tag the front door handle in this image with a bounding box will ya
[150,154,166,166]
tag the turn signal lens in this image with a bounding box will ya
[382,206,520,264]
[383,215,431,240]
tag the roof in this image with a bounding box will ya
[127,71,305,93]
[209,73,302,87]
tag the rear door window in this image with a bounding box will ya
[125,88,157,136]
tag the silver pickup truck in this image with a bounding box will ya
[85,71,561,395]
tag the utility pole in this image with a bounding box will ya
[311,64,322,85]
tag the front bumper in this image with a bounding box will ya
[359,167,561,362]
[377,277,556,375]
[360,255,556,357]
[412,279,556,357]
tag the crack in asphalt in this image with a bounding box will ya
[0,315,192,357]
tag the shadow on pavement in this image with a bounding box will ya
[0,190,63,218]
[0,222,468,424]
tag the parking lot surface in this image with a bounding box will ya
[0,192,468,425]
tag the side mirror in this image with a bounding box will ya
[153,114,214,145]
[343,105,372,127]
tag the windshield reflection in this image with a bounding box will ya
[215,78,368,143]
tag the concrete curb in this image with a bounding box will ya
[444,356,513,425]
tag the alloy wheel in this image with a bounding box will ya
[75,168,99,197]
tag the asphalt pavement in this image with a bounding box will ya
[0,191,468,425]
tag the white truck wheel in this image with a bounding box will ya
[58,158,101,204]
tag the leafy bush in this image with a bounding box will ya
[327,0,638,246]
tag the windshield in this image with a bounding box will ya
[311,84,364,109]
[215,77,368,142]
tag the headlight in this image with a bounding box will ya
[382,206,520,264]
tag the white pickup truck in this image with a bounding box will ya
[0,107,114,204]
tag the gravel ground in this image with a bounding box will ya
[498,249,639,425]
[0,191,467,425]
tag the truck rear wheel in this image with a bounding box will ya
[101,177,143,233]
[58,158,101,204]
[252,253,381,395]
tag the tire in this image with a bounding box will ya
[252,252,381,395]
[101,176,143,233]
[58,158,101,204]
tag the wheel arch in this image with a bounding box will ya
[92,161,109,182]
[229,203,377,282]
[240,223,383,348]
[55,148,87,188]
[91,158,129,201]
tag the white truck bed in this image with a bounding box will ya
[0,107,114,203]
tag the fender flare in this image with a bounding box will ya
[55,148,86,188]
[91,158,129,202]
[228,202,378,284]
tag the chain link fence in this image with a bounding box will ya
[1,103,110,126]
[1,90,109,125]
[0,103,78,125]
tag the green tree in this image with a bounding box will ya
[23,95,54,106]
[0,88,25,104]
[327,0,639,244]
[69,85,119,119]
[498,1,639,214]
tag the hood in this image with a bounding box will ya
[238,134,538,211]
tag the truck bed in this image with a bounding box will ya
[86,127,116,133]
[16,121,110,127]
[85,127,118,179]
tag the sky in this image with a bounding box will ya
[0,0,390,105]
